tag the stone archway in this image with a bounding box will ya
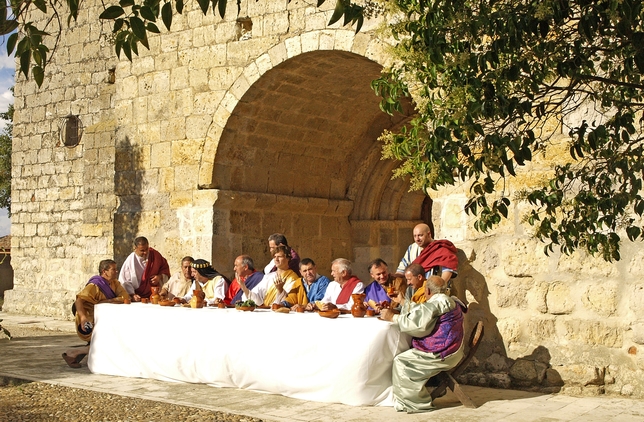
[203,47,424,279]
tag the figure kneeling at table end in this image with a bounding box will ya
[380,274,467,413]
[62,259,130,369]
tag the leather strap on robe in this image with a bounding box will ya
[336,276,361,305]
[136,248,171,298]
[411,240,458,275]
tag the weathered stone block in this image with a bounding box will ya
[582,284,617,316]
[546,281,574,315]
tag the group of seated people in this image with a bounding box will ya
[63,225,466,413]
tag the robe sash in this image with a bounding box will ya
[87,275,116,300]
[336,276,361,305]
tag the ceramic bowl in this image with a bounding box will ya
[319,309,341,319]
[236,306,256,312]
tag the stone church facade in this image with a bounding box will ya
[4,0,644,397]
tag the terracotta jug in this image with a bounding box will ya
[190,289,205,308]
[150,286,160,304]
[351,293,367,318]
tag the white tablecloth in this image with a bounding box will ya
[88,303,410,406]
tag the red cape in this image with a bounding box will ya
[136,248,171,298]
[411,239,458,274]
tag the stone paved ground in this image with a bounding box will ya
[2,311,644,421]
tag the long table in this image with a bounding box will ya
[88,303,411,406]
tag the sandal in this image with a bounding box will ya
[62,353,82,369]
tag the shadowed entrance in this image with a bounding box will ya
[208,50,426,279]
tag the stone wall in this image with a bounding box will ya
[4,0,644,399]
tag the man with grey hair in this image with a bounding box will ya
[381,275,467,413]
[318,258,364,311]
[225,255,264,305]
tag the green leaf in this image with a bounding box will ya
[140,5,157,21]
[33,0,47,12]
[114,18,125,32]
[0,19,18,36]
[19,51,30,79]
[161,2,172,29]
[217,0,227,18]
[32,66,44,87]
[100,6,126,19]
[176,0,184,13]
[122,37,132,61]
[130,16,147,39]
[146,22,160,33]
[6,32,18,55]
[328,0,345,26]
[197,0,209,14]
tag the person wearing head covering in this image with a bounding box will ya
[181,259,229,306]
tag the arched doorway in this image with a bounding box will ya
[207,50,425,279]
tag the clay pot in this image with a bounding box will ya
[271,303,282,311]
[173,297,182,304]
[366,309,375,317]
[217,302,226,309]
[141,297,149,304]
[295,306,305,313]
[351,293,367,318]
[150,294,160,305]
[123,298,131,305]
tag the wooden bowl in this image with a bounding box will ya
[159,300,175,307]
[236,306,256,312]
[319,309,341,319]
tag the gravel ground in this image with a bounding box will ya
[0,381,265,422]
[0,321,266,422]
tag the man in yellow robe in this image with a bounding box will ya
[239,246,308,307]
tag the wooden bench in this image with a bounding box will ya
[429,320,484,408]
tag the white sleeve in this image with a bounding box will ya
[243,276,268,304]
[396,245,413,274]
[183,281,197,302]
[213,277,226,300]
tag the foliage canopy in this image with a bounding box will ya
[372,0,644,261]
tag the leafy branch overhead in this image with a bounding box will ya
[1,0,364,83]
[373,0,644,261]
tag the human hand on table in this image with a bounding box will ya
[132,294,141,302]
[305,302,316,312]
[380,309,395,322]
[321,303,337,311]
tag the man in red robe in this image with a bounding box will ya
[118,236,171,301]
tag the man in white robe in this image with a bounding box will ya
[318,258,364,311]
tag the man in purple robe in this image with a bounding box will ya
[62,259,130,368]
[363,258,396,313]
